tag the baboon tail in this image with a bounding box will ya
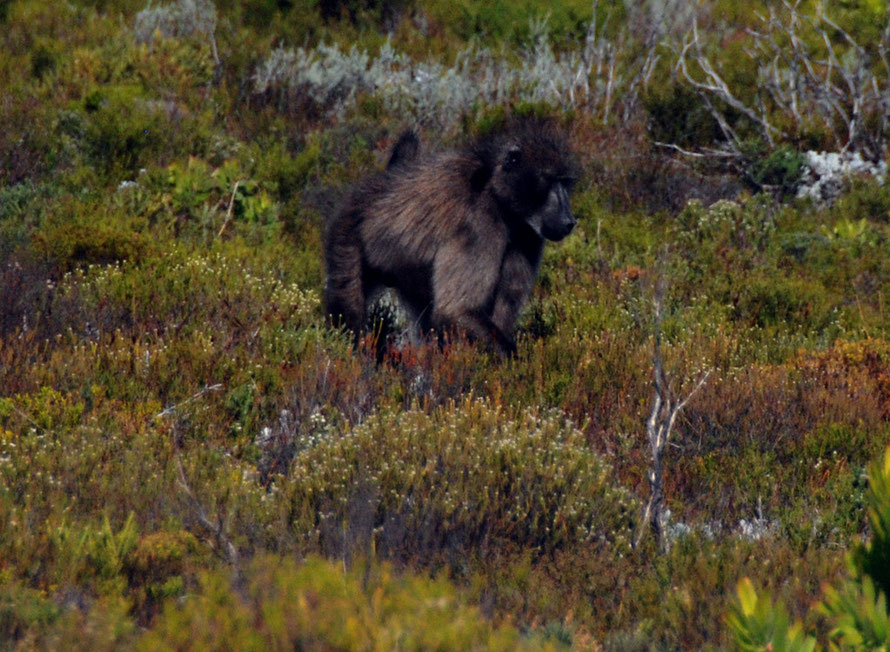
[386,131,420,170]
[324,213,366,336]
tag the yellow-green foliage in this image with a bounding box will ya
[8,555,559,650]
[140,555,555,651]
[726,578,816,652]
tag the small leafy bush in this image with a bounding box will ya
[746,143,806,196]
[149,157,280,241]
[83,87,171,179]
[140,555,556,651]
[32,221,149,271]
[284,398,637,560]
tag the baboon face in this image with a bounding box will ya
[484,127,579,242]
[523,173,576,241]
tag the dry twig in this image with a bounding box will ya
[634,278,710,551]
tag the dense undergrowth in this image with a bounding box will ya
[1,0,890,648]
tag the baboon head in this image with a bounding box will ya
[474,120,579,241]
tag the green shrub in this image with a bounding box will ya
[140,555,555,651]
[731,273,834,331]
[0,581,61,643]
[726,578,816,652]
[644,83,723,148]
[284,398,637,559]
[747,144,806,196]
[83,87,171,179]
[253,137,323,203]
[32,221,149,270]
[30,41,59,81]
[50,513,139,597]
[128,530,201,618]
[835,178,890,224]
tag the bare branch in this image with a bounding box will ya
[676,20,779,147]
[153,383,223,421]
[175,455,240,566]
[675,370,712,414]
[216,180,242,240]
[633,278,711,552]
[671,2,889,160]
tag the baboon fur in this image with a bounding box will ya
[324,119,579,355]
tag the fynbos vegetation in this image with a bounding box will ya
[1,0,890,648]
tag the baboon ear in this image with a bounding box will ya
[504,144,522,171]
[470,158,493,192]
[387,130,420,170]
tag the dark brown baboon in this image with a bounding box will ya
[324,119,579,355]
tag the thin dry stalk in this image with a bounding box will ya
[150,383,239,566]
[175,455,240,566]
[634,280,710,552]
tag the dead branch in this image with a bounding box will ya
[676,19,779,148]
[673,2,889,161]
[175,455,240,566]
[634,278,710,552]
[153,383,223,421]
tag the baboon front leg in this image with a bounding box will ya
[490,248,536,347]
[460,311,517,355]
[431,243,515,355]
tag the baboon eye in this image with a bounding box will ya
[504,146,522,171]
[557,176,577,190]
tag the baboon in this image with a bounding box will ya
[324,119,579,355]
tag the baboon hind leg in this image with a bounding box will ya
[449,309,516,355]
[324,238,366,338]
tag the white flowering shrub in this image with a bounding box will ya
[52,250,320,344]
[252,16,652,127]
[133,0,219,66]
[676,197,776,250]
[797,151,888,204]
[134,0,217,44]
[284,398,637,556]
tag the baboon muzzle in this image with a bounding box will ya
[539,182,576,242]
